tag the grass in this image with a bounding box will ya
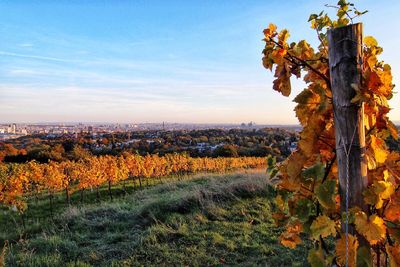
[0,173,209,245]
[3,170,310,266]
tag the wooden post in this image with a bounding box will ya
[327,23,367,233]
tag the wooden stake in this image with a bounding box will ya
[327,23,368,233]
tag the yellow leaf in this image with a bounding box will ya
[263,23,277,38]
[310,215,337,239]
[354,212,386,245]
[278,29,290,44]
[275,194,286,211]
[335,234,358,267]
[370,135,388,164]
[375,180,394,200]
[364,180,394,209]
[364,36,378,47]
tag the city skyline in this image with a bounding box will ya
[1,0,399,124]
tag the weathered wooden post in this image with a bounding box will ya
[327,23,367,234]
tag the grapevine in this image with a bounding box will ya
[262,1,400,266]
[0,154,265,214]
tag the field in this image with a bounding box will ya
[2,170,309,266]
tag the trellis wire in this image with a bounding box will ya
[341,109,360,267]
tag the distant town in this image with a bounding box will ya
[0,122,302,141]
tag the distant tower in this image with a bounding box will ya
[10,123,16,134]
[163,121,165,131]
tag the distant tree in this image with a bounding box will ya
[213,145,239,158]
[62,139,76,152]
[69,145,91,161]
[0,144,19,162]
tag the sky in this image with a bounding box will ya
[0,0,399,124]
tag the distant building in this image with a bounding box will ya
[289,142,297,152]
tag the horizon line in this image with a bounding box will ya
[0,121,303,126]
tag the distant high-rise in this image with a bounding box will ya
[7,123,16,134]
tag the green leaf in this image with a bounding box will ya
[308,14,318,22]
[357,246,372,267]
[307,248,325,267]
[315,180,336,210]
[302,162,325,181]
[310,215,337,239]
[293,89,313,105]
[294,198,317,222]
[266,155,278,178]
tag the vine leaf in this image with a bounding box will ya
[279,221,303,248]
[307,247,332,267]
[370,135,388,164]
[310,215,336,239]
[335,234,358,267]
[386,244,400,267]
[315,179,336,210]
[354,212,386,245]
[356,246,372,267]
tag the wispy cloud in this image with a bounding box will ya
[18,43,34,48]
[0,51,73,63]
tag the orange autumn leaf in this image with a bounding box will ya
[385,191,400,222]
[386,244,400,267]
[335,234,358,267]
[279,221,303,248]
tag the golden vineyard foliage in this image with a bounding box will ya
[262,1,400,266]
[0,154,265,212]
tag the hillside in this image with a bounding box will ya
[3,170,308,266]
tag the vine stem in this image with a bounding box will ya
[266,37,331,87]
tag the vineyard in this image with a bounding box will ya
[0,154,265,215]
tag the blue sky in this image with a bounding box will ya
[0,0,399,124]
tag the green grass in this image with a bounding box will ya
[0,174,201,245]
[3,170,309,266]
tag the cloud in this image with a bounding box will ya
[18,43,34,48]
[0,51,72,63]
